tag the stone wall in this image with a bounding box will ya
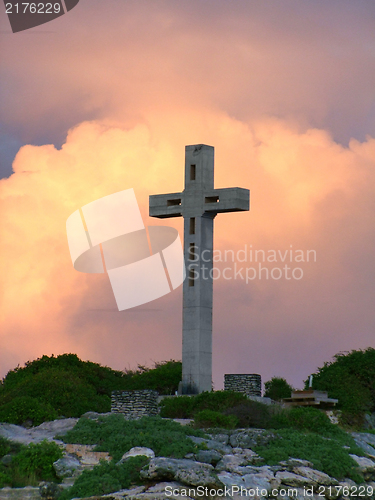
[224,374,262,397]
[111,390,158,418]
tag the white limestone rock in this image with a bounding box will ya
[292,466,338,486]
[117,447,155,464]
[350,454,375,481]
[53,455,81,478]
[140,457,221,488]
[276,470,316,487]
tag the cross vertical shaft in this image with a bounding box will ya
[149,144,249,394]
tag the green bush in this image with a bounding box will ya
[264,377,293,401]
[254,428,364,482]
[12,440,63,482]
[0,439,62,488]
[159,391,248,418]
[58,456,148,500]
[0,396,57,426]
[306,348,375,415]
[269,406,342,437]
[223,400,272,429]
[194,410,238,429]
[61,415,206,462]
[0,355,182,423]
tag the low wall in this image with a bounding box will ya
[111,389,159,418]
[224,374,262,397]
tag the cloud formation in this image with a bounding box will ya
[1,113,374,388]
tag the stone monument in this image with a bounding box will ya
[149,144,249,394]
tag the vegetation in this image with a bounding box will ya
[60,414,206,462]
[193,409,238,429]
[306,348,375,425]
[58,456,148,500]
[0,354,181,423]
[223,399,272,428]
[0,438,62,488]
[254,428,363,482]
[159,390,248,418]
[264,377,293,401]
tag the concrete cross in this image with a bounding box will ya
[149,144,250,394]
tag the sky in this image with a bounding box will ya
[1,0,375,391]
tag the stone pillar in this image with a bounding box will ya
[111,390,159,418]
[224,374,262,397]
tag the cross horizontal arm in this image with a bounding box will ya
[149,192,184,218]
[203,187,250,213]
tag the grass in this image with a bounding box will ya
[254,428,365,482]
[59,414,207,462]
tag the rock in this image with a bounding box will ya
[195,449,222,466]
[216,454,247,472]
[65,443,111,466]
[232,447,262,464]
[206,439,232,455]
[81,411,112,421]
[242,471,278,492]
[352,433,375,458]
[292,467,338,486]
[140,457,221,488]
[364,413,375,430]
[53,455,81,478]
[279,458,313,469]
[229,429,275,449]
[0,418,78,445]
[349,454,375,481]
[207,433,230,445]
[39,481,63,499]
[276,470,315,487]
[187,436,208,446]
[0,455,13,466]
[117,447,155,464]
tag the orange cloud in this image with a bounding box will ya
[1,112,375,388]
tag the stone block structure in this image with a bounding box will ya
[224,374,262,397]
[111,390,158,419]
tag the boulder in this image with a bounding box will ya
[276,470,316,487]
[352,432,375,458]
[117,447,155,464]
[349,454,375,481]
[216,454,248,472]
[195,449,222,466]
[292,467,338,486]
[140,457,221,488]
[0,455,13,466]
[229,429,275,449]
[207,433,230,445]
[53,455,81,478]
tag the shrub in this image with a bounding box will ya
[254,428,364,482]
[264,377,293,401]
[0,396,57,426]
[306,348,375,415]
[59,456,148,500]
[61,415,206,462]
[194,410,238,429]
[0,355,182,423]
[223,400,272,428]
[0,439,63,488]
[159,391,248,418]
[12,440,63,483]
